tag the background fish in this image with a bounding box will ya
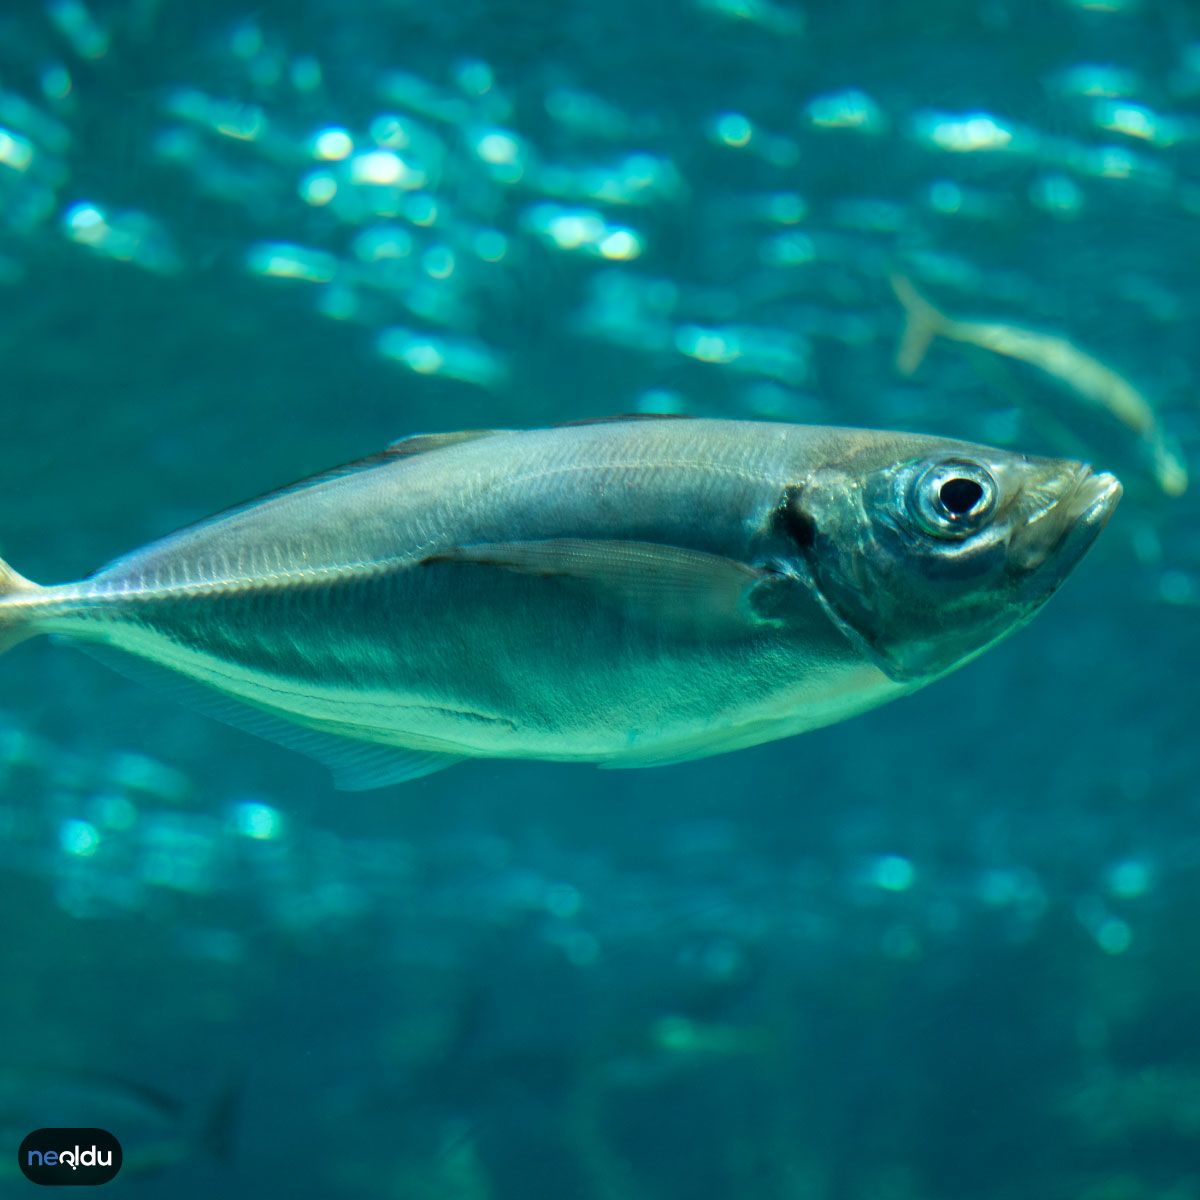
[890,273,1188,499]
[0,1069,238,1183]
[0,419,1118,788]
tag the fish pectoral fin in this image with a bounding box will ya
[425,539,770,634]
[74,641,463,790]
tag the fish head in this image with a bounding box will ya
[784,445,1122,683]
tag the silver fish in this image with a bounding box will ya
[0,418,1120,788]
[0,1069,238,1181]
[889,273,1187,498]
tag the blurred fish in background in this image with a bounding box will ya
[890,271,1187,498]
[0,1068,238,1182]
[0,0,1198,1197]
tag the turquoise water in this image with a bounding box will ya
[1,0,1198,1195]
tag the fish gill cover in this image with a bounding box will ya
[0,1,1197,1198]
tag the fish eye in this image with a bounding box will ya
[909,459,997,538]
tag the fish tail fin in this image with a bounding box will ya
[888,273,949,376]
[200,1073,243,1163]
[0,556,42,655]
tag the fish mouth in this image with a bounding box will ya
[1057,466,1122,568]
[1013,464,1122,598]
[1064,466,1123,528]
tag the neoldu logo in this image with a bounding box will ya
[18,1129,122,1186]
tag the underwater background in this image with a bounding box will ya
[1,0,1198,1196]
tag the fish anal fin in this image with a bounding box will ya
[320,741,463,790]
[75,642,462,789]
[425,538,768,636]
[599,717,779,768]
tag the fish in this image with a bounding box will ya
[0,417,1120,789]
[0,1068,238,1181]
[889,272,1187,498]
[588,1013,777,1093]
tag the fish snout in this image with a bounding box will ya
[1008,460,1122,583]
[1063,464,1123,527]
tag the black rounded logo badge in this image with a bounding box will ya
[18,1130,122,1186]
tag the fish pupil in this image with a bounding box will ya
[939,477,984,515]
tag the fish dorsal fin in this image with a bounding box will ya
[553,413,693,427]
[384,428,509,455]
[243,429,509,505]
[98,430,513,573]
[424,538,770,637]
